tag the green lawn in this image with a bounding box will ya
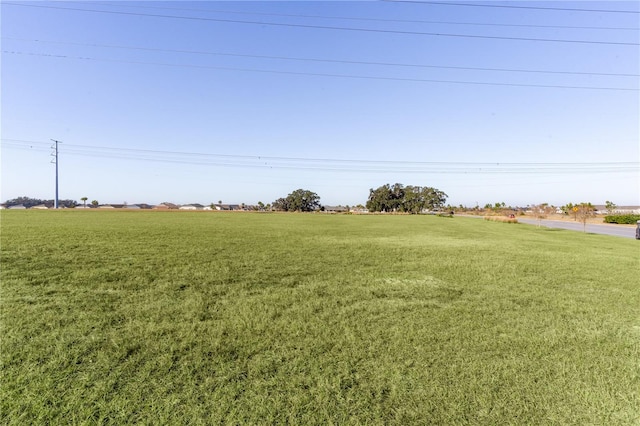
[1,211,639,424]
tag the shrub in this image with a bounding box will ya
[484,216,518,224]
[603,214,640,224]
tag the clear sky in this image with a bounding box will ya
[2,1,639,207]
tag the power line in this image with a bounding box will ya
[3,139,637,175]
[5,50,638,92]
[6,37,637,78]
[74,1,640,31]
[6,138,639,164]
[3,2,638,46]
[388,1,640,14]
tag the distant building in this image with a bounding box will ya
[350,207,369,214]
[153,203,178,210]
[31,204,49,210]
[101,204,129,209]
[618,206,640,214]
[594,205,640,215]
[179,204,205,210]
[213,204,241,211]
[8,204,26,209]
[324,206,349,213]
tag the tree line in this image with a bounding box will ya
[270,184,448,213]
[2,196,78,209]
[5,185,450,213]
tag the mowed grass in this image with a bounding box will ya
[1,211,639,424]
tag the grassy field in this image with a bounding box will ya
[1,210,639,424]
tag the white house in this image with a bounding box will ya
[179,204,205,210]
[594,205,640,215]
[612,206,640,214]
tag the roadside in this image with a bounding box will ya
[457,214,637,239]
[517,218,636,239]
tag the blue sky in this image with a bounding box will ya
[2,1,638,207]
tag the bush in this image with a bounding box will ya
[604,214,640,224]
[484,216,518,224]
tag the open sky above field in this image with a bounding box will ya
[1,1,639,207]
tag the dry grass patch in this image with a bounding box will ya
[484,216,518,223]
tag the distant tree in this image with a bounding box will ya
[493,202,506,212]
[405,185,447,214]
[366,183,447,213]
[272,197,289,212]
[91,200,99,207]
[562,202,579,221]
[605,200,617,215]
[289,189,321,212]
[3,197,78,208]
[402,186,421,214]
[576,202,596,233]
[257,201,265,211]
[59,199,78,208]
[533,203,554,227]
[389,183,406,212]
[80,197,88,208]
[4,196,45,208]
[272,189,320,212]
[423,186,447,211]
[366,184,394,212]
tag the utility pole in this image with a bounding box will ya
[51,139,61,209]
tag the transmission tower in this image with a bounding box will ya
[51,139,61,209]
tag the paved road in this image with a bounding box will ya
[518,218,637,239]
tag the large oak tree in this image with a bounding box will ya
[366,183,447,213]
[273,189,321,212]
